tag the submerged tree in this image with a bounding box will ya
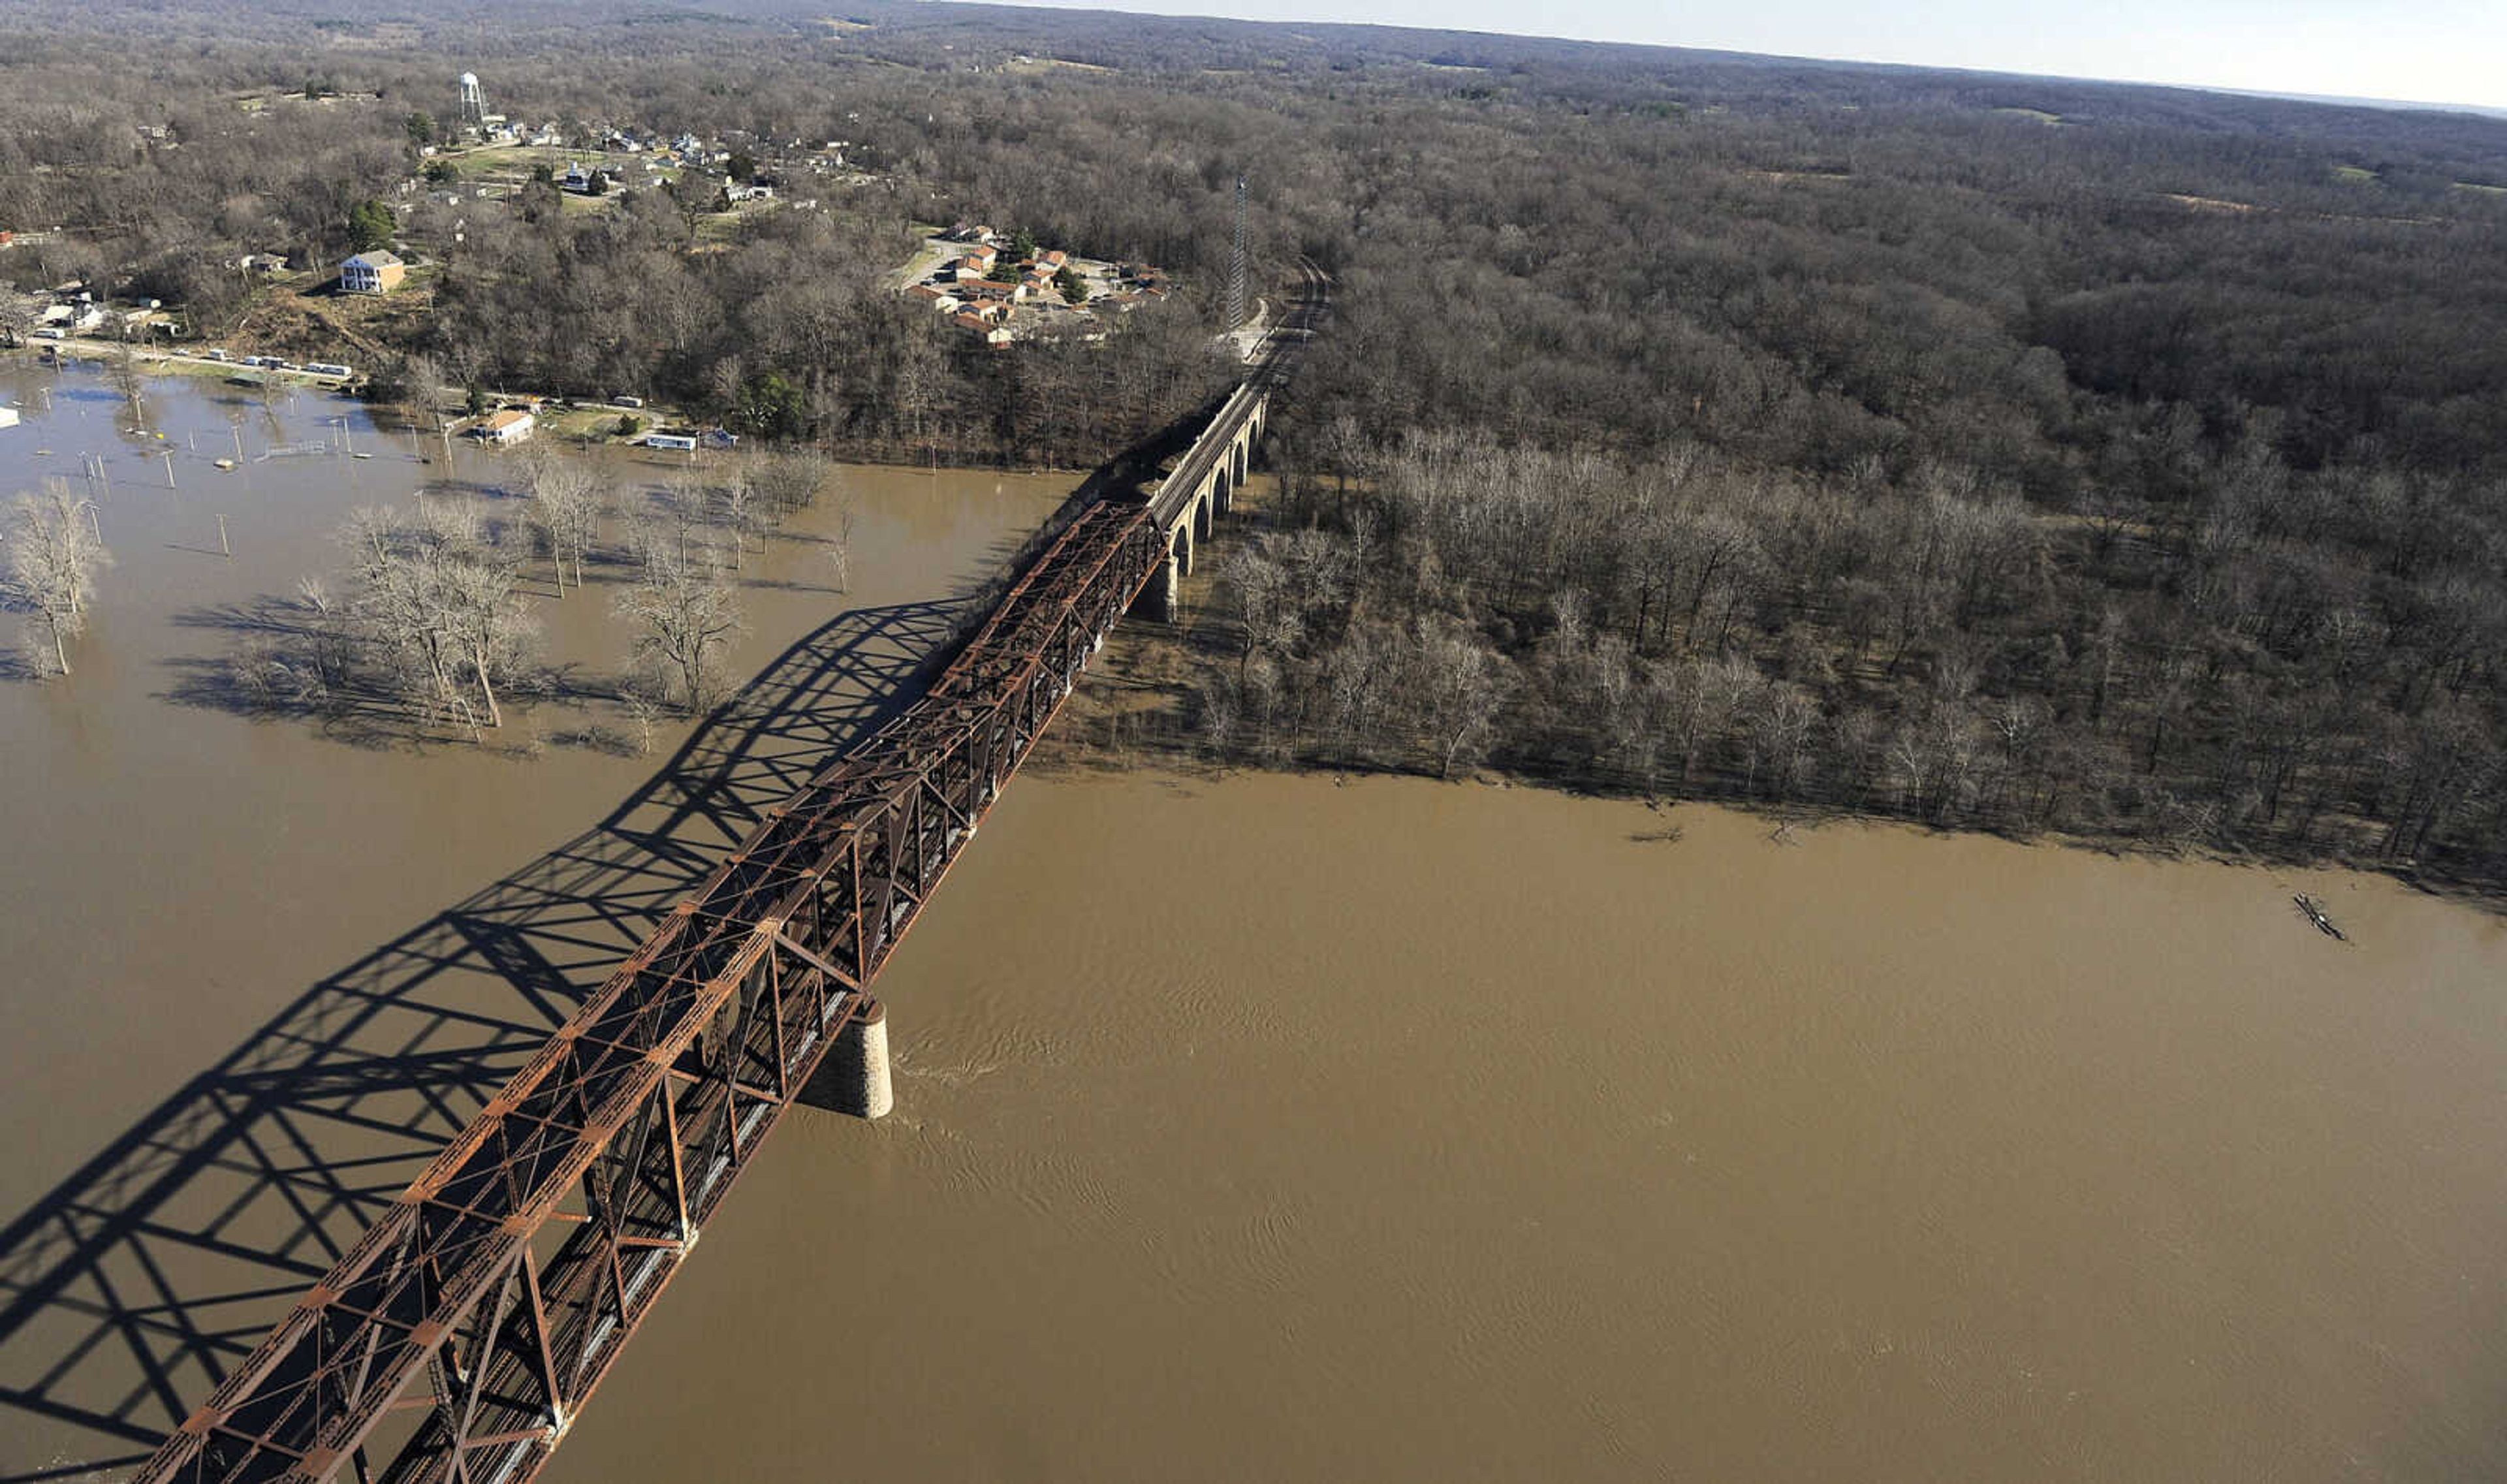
[4,479,112,676]
[615,526,744,713]
[518,449,607,593]
[338,500,537,733]
[746,447,832,519]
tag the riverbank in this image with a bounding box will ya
[1031,475,2505,913]
[7,343,1175,479]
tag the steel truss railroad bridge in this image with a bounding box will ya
[142,269,1324,1484]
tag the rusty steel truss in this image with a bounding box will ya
[136,255,1328,1484]
[138,497,1168,1484]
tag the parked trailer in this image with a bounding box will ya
[643,432,698,451]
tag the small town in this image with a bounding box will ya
[0,65,1184,454]
[902,222,1175,345]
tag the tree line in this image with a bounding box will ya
[3,0,2502,890]
[1188,424,2502,889]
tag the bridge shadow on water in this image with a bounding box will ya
[0,591,976,1483]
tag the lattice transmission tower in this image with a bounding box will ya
[1225,172,1249,331]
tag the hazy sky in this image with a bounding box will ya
[1004,0,2507,110]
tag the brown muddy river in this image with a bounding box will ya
[533,772,2507,1483]
[7,364,2507,1483]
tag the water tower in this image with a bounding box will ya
[458,72,486,129]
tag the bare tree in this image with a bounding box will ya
[438,557,532,729]
[109,339,147,420]
[338,500,536,733]
[614,543,744,714]
[404,352,450,433]
[712,460,763,569]
[0,289,35,349]
[618,676,667,755]
[1408,619,1510,780]
[748,447,832,519]
[825,513,857,593]
[1226,544,1300,686]
[4,479,113,676]
[519,449,605,593]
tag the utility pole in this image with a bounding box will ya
[1225,172,1249,333]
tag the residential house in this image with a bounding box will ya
[476,409,534,445]
[951,311,1013,347]
[40,299,108,333]
[339,251,405,295]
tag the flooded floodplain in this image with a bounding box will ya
[5,362,2507,1483]
[0,361,1068,1479]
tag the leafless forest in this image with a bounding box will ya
[3,0,2503,888]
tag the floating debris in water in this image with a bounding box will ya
[2293,894,2347,942]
